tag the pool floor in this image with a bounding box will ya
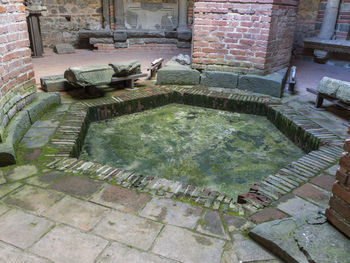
[80,104,304,199]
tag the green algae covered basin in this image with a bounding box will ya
[80,104,304,199]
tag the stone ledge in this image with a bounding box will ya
[0,92,61,167]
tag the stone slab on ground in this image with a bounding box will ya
[0,183,21,198]
[92,209,163,250]
[3,185,63,214]
[54,43,75,54]
[0,209,54,249]
[156,61,200,85]
[109,60,141,77]
[96,242,177,263]
[21,136,50,149]
[152,225,225,263]
[43,196,108,231]
[40,75,72,92]
[91,184,150,214]
[0,171,5,185]
[249,213,350,263]
[140,197,202,228]
[277,195,322,216]
[30,225,108,263]
[310,174,336,191]
[238,68,287,98]
[293,183,331,208]
[200,71,238,89]
[26,170,65,187]
[64,64,114,87]
[249,207,289,224]
[0,241,50,263]
[6,165,38,182]
[196,209,229,239]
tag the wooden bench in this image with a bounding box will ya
[306,87,350,110]
[111,73,148,90]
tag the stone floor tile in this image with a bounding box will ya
[26,170,65,187]
[92,210,163,250]
[324,164,339,176]
[152,225,225,263]
[221,243,239,263]
[233,234,279,263]
[277,196,322,217]
[23,148,42,162]
[140,197,201,228]
[310,174,336,191]
[43,196,108,231]
[0,209,54,249]
[22,137,50,149]
[249,207,289,224]
[30,225,108,263]
[96,242,177,263]
[293,183,331,208]
[222,213,247,233]
[91,184,150,214]
[6,165,38,181]
[196,209,229,239]
[32,120,59,128]
[49,174,103,198]
[0,204,9,217]
[24,127,56,138]
[0,171,6,184]
[3,185,63,214]
[0,183,22,198]
[0,241,50,263]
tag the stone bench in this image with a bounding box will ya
[304,38,350,54]
[307,77,350,110]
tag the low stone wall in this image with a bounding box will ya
[326,137,350,237]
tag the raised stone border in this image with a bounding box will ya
[43,87,343,215]
[0,92,61,167]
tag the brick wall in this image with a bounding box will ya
[191,0,299,75]
[327,137,350,238]
[316,0,350,40]
[0,0,36,142]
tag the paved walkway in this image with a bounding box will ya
[0,51,348,262]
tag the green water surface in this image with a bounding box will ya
[80,104,304,199]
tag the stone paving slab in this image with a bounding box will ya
[0,204,9,217]
[310,173,336,191]
[3,185,63,215]
[221,243,239,263]
[277,195,322,217]
[0,241,50,263]
[0,183,21,198]
[249,207,289,224]
[92,209,163,250]
[43,196,108,231]
[96,242,178,263]
[49,174,103,198]
[23,148,42,162]
[152,225,225,263]
[0,171,5,185]
[6,165,38,181]
[0,209,54,249]
[222,213,249,234]
[26,170,66,187]
[140,197,202,228]
[91,184,150,214]
[24,127,56,138]
[22,137,50,149]
[32,120,59,128]
[293,183,331,208]
[30,225,108,263]
[196,209,229,239]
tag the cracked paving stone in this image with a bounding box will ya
[0,209,54,249]
[3,185,64,214]
[96,242,178,263]
[277,196,322,217]
[92,209,163,250]
[43,196,108,231]
[91,184,150,214]
[6,165,38,181]
[196,209,229,239]
[152,225,225,263]
[30,225,108,263]
[49,174,103,198]
[0,241,50,263]
[140,196,202,228]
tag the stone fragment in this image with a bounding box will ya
[40,74,71,92]
[140,197,202,228]
[171,53,191,65]
[54,43,75,54]
[249,213,350,263]
[201,71,238,89]
[109,60,141,77]
[156,61,200,85]
[89,37,114,44]
[196,209,228,239]
[152,225,225,263]
[30,225,108,263]
[336,79,350,103]
[64,64,114,87]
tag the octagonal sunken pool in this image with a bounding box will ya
[79,104,304,199]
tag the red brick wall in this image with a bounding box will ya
[327,137,350,238]
[0,0,36,142]
[191,0,299,75]
[316,0,350,40]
